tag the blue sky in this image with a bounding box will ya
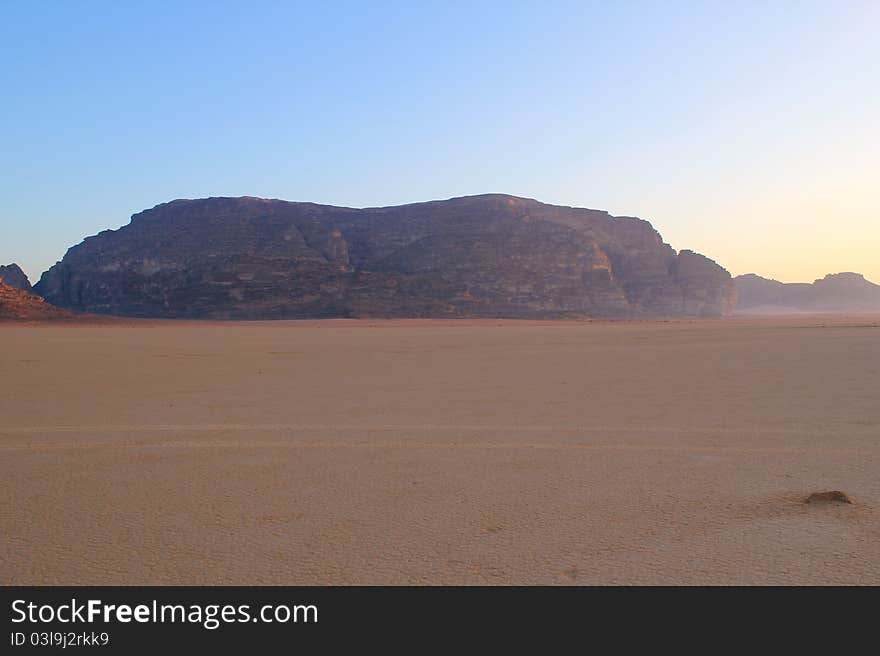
[2,1,878,283]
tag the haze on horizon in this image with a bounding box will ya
[1,1,877,285]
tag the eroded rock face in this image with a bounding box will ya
[736,272,880,313]
[0,264,32,292]
[35,194,737,319]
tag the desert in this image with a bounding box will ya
[2,315,877,585]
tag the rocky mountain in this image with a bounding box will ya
[736,272,880,313]
[0,263,32,292]
[35,194,737,319]
[0,277,77,320]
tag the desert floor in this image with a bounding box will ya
[1,316,878,585]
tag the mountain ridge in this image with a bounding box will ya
[35,194,737,320]
[735,272,880,313]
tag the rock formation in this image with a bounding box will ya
[806,491,853,505]
[0,263,32,292]
[0,277,77,320]
[35,194,737,319]
[736,272,880,313]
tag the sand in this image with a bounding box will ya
[1,316,878,585]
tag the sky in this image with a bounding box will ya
[1,1,878,284]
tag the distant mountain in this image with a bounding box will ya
[35,194,737,319]
[735,272,880,313]
[0,278,77,321]
[0,263,32,292]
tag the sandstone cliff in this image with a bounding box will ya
[736,272,880,313]
[35,194,737,319]
[0,263,32,292]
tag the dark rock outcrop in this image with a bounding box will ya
[0,263,32,292]
[736,272,880,313]
[806,491,853,505]
[35,194,737,319]
[0,277,77,320]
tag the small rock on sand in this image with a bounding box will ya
[806,491,853,505]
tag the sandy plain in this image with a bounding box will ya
[1,316,878,585]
